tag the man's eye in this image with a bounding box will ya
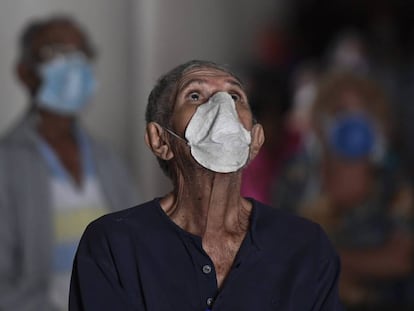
[230,93,240,102]
[189,92,200,101]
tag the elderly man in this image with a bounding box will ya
[69,60,343,310]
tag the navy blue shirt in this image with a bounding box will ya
[69,198,343,310]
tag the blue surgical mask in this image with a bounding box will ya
[36,53,96,115]
[325,113,384,161]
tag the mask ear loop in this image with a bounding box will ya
[163,127,189,145]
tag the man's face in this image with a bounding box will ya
[170,67,253,136]
[21,22,91,94]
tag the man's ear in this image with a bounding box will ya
[15,62,39,95]
[248,123,265,162]
[145,122,174,160]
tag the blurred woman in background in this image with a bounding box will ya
[275,71,414,310]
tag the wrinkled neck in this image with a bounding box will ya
[160,169,251,238]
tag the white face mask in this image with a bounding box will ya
[171,91,251,173]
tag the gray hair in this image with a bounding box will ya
[146,60,243,178]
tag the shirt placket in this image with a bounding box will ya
[186,236,219,311]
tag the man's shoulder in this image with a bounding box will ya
[252,199,333,258]
[0,118,41,167]
[79,199,171,254]
[85,199,162,233]
[0,117,31,146]
[253,199,319,234]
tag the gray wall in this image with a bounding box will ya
[0,0,285,201]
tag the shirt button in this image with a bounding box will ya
[202,264,212,274]
[206,297,214,307]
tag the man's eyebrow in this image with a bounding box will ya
[225,78,244,90]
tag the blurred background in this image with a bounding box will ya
[2,0,414,310]
[2,0,413,199]
[0,0,285,199]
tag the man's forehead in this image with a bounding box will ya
[32,23,84,49]
[181,67,238,80]
[178,67,243,90]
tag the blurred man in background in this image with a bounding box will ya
[0,15,138,310]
